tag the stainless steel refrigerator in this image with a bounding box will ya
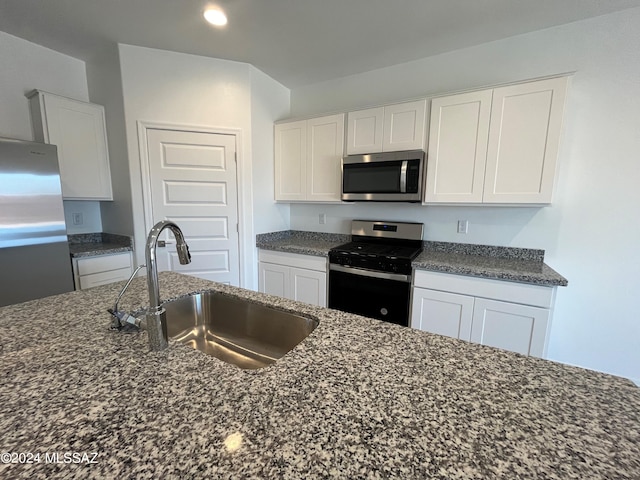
[0,137,74,307]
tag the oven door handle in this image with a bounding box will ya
[329,264,412,283]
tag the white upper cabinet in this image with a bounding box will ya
[425,90,493,203]
[346,100,426,154]
[483,78,568,204]
[275,114,344,202]
[274,119,307,201]
[425,76,569,205]
[28,90,113,200]
[346,107,384,154]
[306,115,345,202]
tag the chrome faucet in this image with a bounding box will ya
[145,220,191,351]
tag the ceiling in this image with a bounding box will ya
[1,0,640,88]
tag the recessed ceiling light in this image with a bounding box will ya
[204,8,227,26]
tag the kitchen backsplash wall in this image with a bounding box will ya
[63,201,103,234]
[290,204,550,249]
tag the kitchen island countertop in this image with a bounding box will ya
[1,272,637,479]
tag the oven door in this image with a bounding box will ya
[328,265,411,326]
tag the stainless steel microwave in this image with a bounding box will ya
[341,150,425,202]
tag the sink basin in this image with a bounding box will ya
[163,291,318,369]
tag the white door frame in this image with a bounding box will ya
[137,120,250,288]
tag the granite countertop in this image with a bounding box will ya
[256,230,349,257]
[256,231,567,287]
[68,233,133,258]
[413,242,568,287]
[1,272,638,479]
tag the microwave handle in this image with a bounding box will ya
[400,160,408,193]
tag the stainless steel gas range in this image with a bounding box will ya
[328,220,423,326]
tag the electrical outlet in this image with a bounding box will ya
[72,212,83,226]
[457,220,468,234]
[319,213,326,225]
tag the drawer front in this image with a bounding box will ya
[79,267,132,290]
[413,270,554,308]
[258,249,327,272]
[77,252,132,276]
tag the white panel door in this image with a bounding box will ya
[306,114,345,202]
[470,298,550,357]
[382,99,427,152]
[411,288,474,340]
[146,128,240,285]
[425,90,492,203]
[483,77,568,204]
[346,107,384,154]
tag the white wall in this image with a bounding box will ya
[0,31,103,232]
[86,45,135,237]
[289,9,640,384]
[118,44,290,289]
[0,31,89,140]
[250,66,291,236]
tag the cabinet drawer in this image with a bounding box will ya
[79,267,132,289]
[77,252,132,276]
[413,270,554,308]
[258,250,327,272]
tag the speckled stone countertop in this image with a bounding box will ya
[257,231,567,287]
[0,272,637,479]
[414,241,568,287]
[256,230,349,257]
[68,233,133,258]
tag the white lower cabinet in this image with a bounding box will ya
[72,252,133,290]
[470,299,550,357]
[258,250,327,307]
[411,288,474,341]
[411,270,555,358]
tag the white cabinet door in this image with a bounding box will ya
[346,100,426,154]
[382,99,427,152]
[470,298,550,357]
[291,267,327,307]
[424,76,568,205]
[411,288,474,340]
[483,77,568,204]
[259,262,290,298]
[28,90,113,200]
[425,90,492,203]
[274,120,307,201]
[275,115,344,202]
[258,251,327,308]
[307,114,345,202]
[346,107,384,154]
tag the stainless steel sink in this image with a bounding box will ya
[163,292,318,369]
